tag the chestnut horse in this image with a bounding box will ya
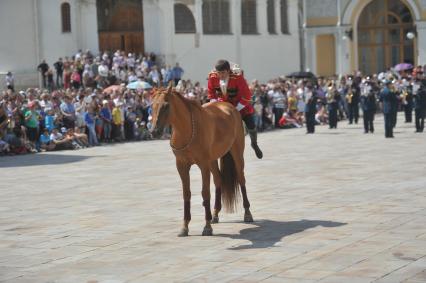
[150,86,253,237]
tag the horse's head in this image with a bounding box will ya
[150,84,173,138]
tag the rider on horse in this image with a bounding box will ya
[207,59,263,159]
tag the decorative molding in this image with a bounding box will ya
[342,0,421,25]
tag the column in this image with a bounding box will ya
[194,0,202,47]
[275,0,281,34]
[76,0,83,51]
[336,0,342,76]
[161,1,176,64]
[286,0,298,34]
[232,0,242,64]
[302,0,309,71]
[32,0,42,88]
[416,21,426,66]
[257,0,267,35]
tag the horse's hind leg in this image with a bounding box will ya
[210,160,222,224]
[200,165,213,236]
[230,146,254,223]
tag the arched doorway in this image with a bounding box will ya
[357,0,415,74]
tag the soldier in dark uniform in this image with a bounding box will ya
[390,80,399,128]
[380,80,398,138]
[360,80,377,133]
[412,68,426,133]
[347,77,361,124]
[207,59,263,158]
[401,78,413,123]
[304,83,318,134]
[326,81,340,129]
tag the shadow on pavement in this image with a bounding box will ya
[0,153,93,168]
[215,219,346,250]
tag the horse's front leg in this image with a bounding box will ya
[200,165,213,236]
[177,160,191,237]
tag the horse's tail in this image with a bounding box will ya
[220,151,240,213]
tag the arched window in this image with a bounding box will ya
[174,3,196,33]
[202,0,231,34]
[280,0,289,34]
[241,0,257,34]
[358,0,414,74]
[61,2,71,33]
[267,0,276,34]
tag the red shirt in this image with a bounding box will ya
[207,71,254,116]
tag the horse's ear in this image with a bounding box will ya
[167,81,173,95]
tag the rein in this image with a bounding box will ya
[170,98,196,152]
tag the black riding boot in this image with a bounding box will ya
[248,129,263,159]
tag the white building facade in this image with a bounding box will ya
[3,0,425,89]
[143,0,301,83]
[0,0,98,88]
[0,0,301,88]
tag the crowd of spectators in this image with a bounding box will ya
[1,49,425,155]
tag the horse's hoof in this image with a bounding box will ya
[244,213,254,223]
[211,216,219,224]
[202,226,213,236]
[178,228,189,237]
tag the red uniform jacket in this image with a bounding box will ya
[207,71,254,117]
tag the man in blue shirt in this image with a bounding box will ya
[60,95,76,129]
[100,100,112,142]
[84,107,99,146]
[380,81,398,138]
[172,63,184,86]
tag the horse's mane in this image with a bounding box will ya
[153,87,202,111]
[172,90,202,111]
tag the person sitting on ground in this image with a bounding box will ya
[0,139,10,155]
[39,128,56,151]
[49,128,74,150]
[73,127,89,147]
[279,112,302,129]
[64,128,85,149]
[135,120,151,141]
[44,107,55,133]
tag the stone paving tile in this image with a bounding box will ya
[262,276,317,283]
[1,114,426,282]
[373,257,426,283]
[275,268,335,280]
[319,275,375,283]
[335,258,412,279]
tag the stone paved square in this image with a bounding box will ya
[1,114,425,283]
